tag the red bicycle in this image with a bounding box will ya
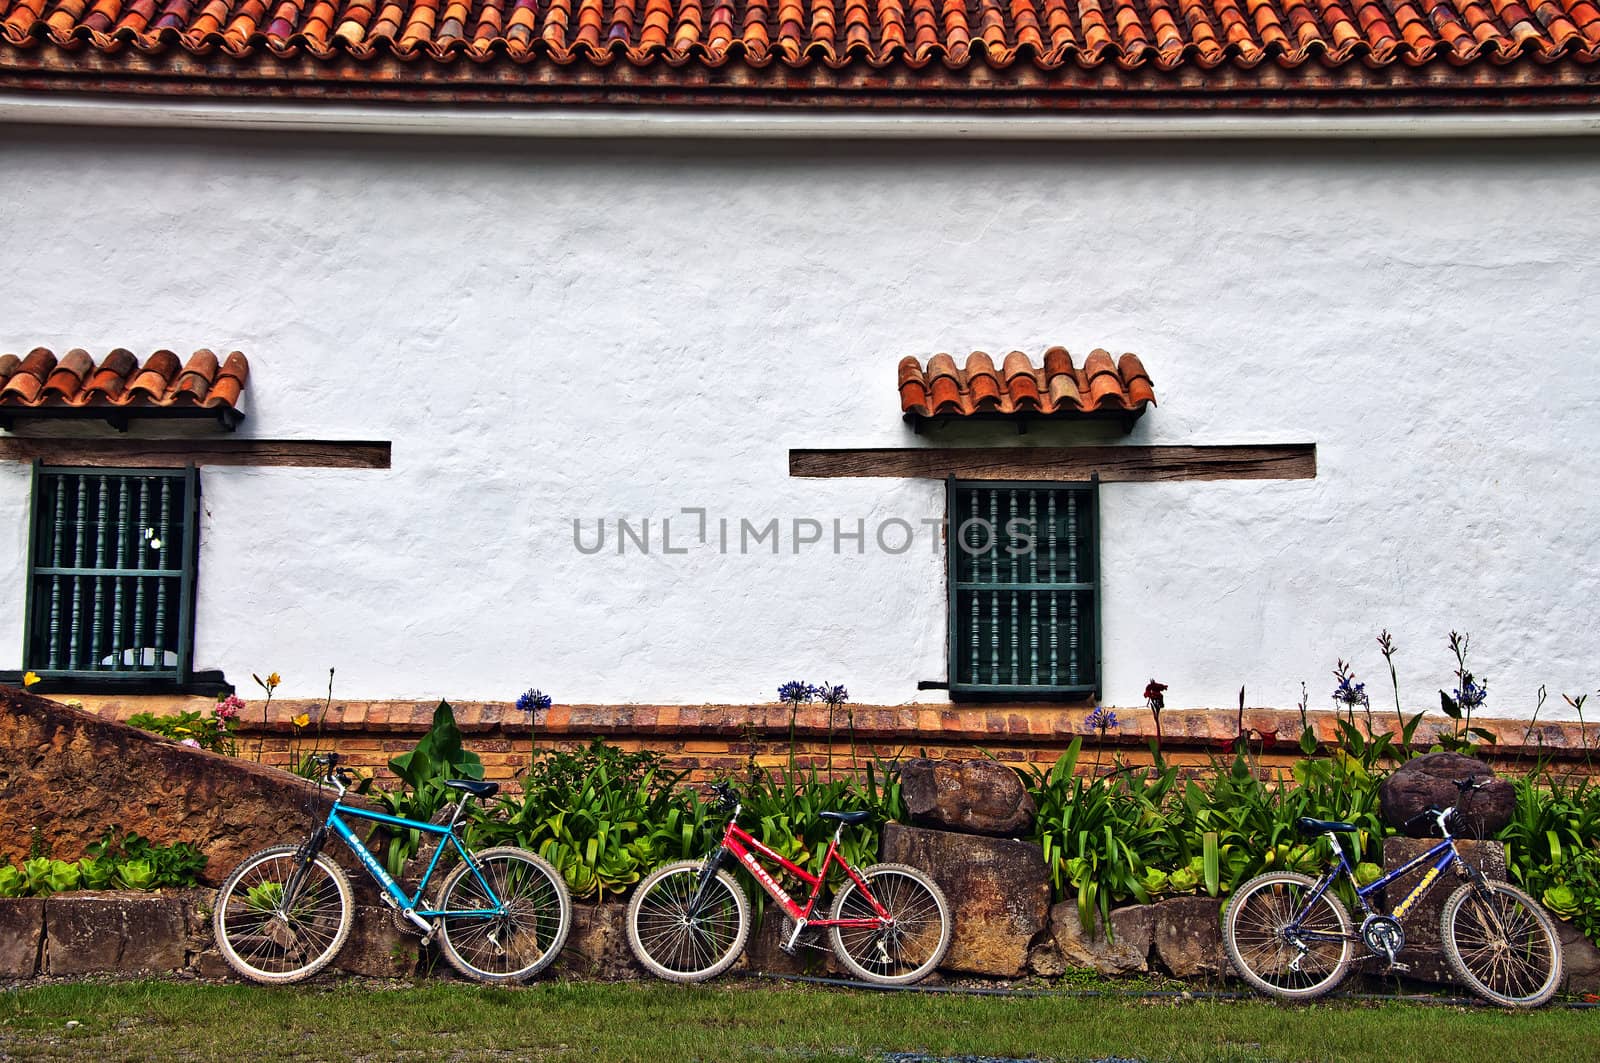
[625,782,952,985]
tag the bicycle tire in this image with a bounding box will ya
[626,858,750,982]
[213,844,353,984]
[1223,871,1354,1001]
[1440,878,1563,1008]
[435,846,573,983]
[829,862,952,986]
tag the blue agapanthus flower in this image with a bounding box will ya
[516,688,553,713]
[1454,676,1488,712]
[1331,659,1369,709]
[815,683,849,707]
[1085,706,1118,733]
[777,681,818,704]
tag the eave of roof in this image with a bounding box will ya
[2,0,1599,111]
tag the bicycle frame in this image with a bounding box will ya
[1292,829,1474,943]
[696,808,886,932]
[295,797,508,925]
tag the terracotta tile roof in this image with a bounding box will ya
[899,347,1154,421]
[0,347,249,429]
[1,0,1597,108]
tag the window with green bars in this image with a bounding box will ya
[23,464,200,686]
[946,478,1099,698]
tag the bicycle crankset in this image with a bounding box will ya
[1360,915,1406,968]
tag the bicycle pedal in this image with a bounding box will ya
[1384,962,1411,974]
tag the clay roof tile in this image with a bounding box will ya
[898,345,1156,423]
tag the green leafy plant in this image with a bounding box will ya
[126,710,229,753]
[0,866,24,898]
[370,700,485,876]
[115,860,157,891]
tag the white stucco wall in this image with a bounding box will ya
[1,127,1596,717]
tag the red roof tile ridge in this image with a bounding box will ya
[4,0,1600,80]
[897,345,1156,420]
[0,345,249,413]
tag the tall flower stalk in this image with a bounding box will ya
[816,683,849,779]
[1143,679,1168,765]
[1376,629,1405,751]
[517,688,553,783]
[250,671,280,763]
[1084,706,1118,776]
[777,681,818,785]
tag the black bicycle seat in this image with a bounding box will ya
[1295,817,1358,835]
[819,810,872,826]
[445,779,499,799]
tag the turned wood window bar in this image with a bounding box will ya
[23,463,199,685]
[947,477,1099,699]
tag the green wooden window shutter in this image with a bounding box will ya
[946,478,1100,697]
[23,464,201,685]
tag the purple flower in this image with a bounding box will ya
[1454,676,1488,712]
[516,688,553,713]
[214,694,245,722]
[179,738,202,749]
[777,681,818,705]
[1085,706,1118,733]
[1332,659,1369,709]
[815,683,849,707]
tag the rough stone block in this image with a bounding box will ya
[1379,753,1514,839]
[335,904,420,978]
[1554,918,1600,994]
[45,892,186,975]
[881,823,1048,977]
[1151,896,1226,978]
[1050,901,1152,975]
[551,901,647,981]
[0,898,45,978]
[1380,836,1505,983]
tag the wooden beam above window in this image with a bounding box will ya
[789,444,1315,482]
[0,438,390,470]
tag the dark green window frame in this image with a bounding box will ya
[22,463,201,688]
[946,477,1100,699]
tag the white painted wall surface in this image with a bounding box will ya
[1,128,1596,717]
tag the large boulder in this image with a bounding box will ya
[1379,836,1506,983]
[44,892,187,975]
[900,758,1036,837]
[1379,752,1514,838]
[552,901,648,981]
[881,822,1049,977]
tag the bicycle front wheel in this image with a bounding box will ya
[1223,871,1353,1000]
[213,844,353,984]
[626,859,750,982]
[435,846,573,983]
[829,862,951,985]
[1441,878,1563,1007]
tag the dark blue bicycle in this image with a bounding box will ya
[213,753,571,984]
[1223,777,1562,1007]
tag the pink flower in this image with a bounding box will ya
[179,738,202,748]
[214,694,245,722]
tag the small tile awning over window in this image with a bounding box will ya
[899,348,1154,429]
[0,348,249,431]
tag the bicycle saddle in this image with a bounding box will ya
[819,810,871,825]
[1295,817,1358,835]
[445,779,500,799]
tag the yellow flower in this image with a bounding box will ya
[267,672,282,689]
[22,671,40,687]
[291,713,310,728]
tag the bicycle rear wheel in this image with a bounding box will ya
[626,858,750,982]
[829,863,951,986]
[213,844,353,984]
[1441,878,1562,1007]
[1223,871,1353,1000]
[435,846,573,983]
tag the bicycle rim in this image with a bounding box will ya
[829,863,951,986]
[627,860,749,982]
[213,845,352,984]
[1442,880,1562,1007]
[1224,872,1353,1001]
[436,847,573,983]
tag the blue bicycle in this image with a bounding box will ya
[213,753,571,984]
[1223,777,1562,1007]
